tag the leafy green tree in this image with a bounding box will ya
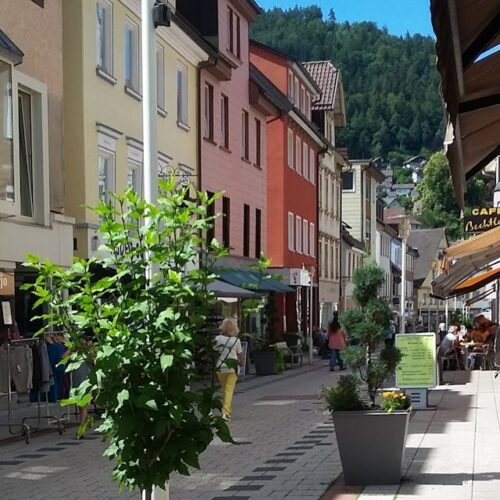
[23,181,232,493]
[252,6,444,160]
[392,166,412,184]
[396,195,413,212]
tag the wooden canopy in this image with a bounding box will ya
[430,0,500,208]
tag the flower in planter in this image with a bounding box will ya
[381,390,411,413]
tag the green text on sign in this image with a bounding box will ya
[395,333,436,388]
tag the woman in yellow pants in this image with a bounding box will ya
[215,318,244,421]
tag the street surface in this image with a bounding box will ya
[0,359,342,500]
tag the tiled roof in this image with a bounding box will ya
[302,61,338,111]
[407,228,447,282]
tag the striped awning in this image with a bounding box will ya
[450,267,500,296]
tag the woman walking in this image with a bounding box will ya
[214,318,244,421]
[328,313,347,372]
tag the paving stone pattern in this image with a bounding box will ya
[0,359,342,500]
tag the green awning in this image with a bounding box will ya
[216,269,293,293]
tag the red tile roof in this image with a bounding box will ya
[302,60,338,111]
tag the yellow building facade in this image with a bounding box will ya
[62,0,209,258]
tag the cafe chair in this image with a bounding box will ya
[442,348,462,371]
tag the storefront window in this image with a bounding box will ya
[0,60,14,204]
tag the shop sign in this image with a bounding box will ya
[0,272,14,296]
[395,333,436,388]
[464,207,500,233]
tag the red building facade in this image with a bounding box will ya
[250,41,328,337]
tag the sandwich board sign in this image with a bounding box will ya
[395,333,436,409]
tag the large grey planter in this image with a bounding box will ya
[332,410,410,485]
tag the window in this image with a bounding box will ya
[288,71,294,101]
[366,217,372,241]
[295,215,302,254]
[222,196,230,248]
[342,171,355,191]
[176,63,188,126]
[305,92,310,118]
[294,76,299,105]
[127,160,142,195]
[288,212,294,251]
[309,148,315,184]
[365,176,372,202]
[310,222,315,258]
[227,7,234,54]
[255,208,262,258]
[302,219,309,256]
[287,128,293,168]
[204,83,214,140]
[156,43,165,111]
[220,94,229,148]
[236,14,241,59]
[98,149,115,205]
[302,143,308,180]
[124,18,140,92]
[96,0,113,76]
[206,191,215,245]
[255,118,261,167]
[241,110,249,160]
[300,86,305,113]
[0,61,14,206]
[0,67,49,222]
[295,136,301,174]
[243,203,250,257]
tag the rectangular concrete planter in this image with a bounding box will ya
[332,410,410,485]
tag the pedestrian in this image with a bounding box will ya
[384,320,396,347]
[214,317,244,421]
[328,313,347,372]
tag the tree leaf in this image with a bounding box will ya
[160,354,174,371]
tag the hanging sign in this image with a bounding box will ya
[464,207,500,233]
[395,333,436,388]
[0,272,14,296]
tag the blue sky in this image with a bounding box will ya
[257,1,435,37]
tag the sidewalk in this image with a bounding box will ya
[1,364,500,499]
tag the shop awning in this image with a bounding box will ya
[431,227,500,298]
[465,285,496,307]
[450,267,500,296]
[217,269,294,293]
[207,279,257,298]
[430,0,500,208]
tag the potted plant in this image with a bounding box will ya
[320,261,409,486]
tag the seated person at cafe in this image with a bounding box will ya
[461,326,473,343]
[437,327,460,382]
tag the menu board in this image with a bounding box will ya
[395,333,436,388]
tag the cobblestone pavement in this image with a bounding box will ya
[0,359,342,500]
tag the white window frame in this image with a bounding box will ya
[176,63,188,127]
[287,128,294,169]
[295,215,302,254]
[156,43,165,112]
[96,0,114,78]
[97,147,115,206]
[302,142,308,180]
[309,148,315,184]
[1,70,50,224]
[124,17,140,93]
[204,82,214,140]
[310,222,315,258]
[294,76,299,105]
[127,159,142,196]
[288,70,294,102]
[288,211,294,251]
[302,218,309,256]
[295,136,301,174]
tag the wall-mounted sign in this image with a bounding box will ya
[395,332,436,389]
[0,272,14,296]
[464,207,500,233]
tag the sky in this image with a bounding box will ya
[256,0,435,38]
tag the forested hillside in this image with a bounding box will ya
[251,7,444,162]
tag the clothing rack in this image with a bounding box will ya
[0,330,68,444]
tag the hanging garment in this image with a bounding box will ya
[10,345,33,393]
[31,343,42,392]
[46,342,66,402]
[0,346,9,393]
[38,342,53,393]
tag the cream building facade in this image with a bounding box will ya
[1,0,74,335]
[303,61,347,325]
[62,0,209,258]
